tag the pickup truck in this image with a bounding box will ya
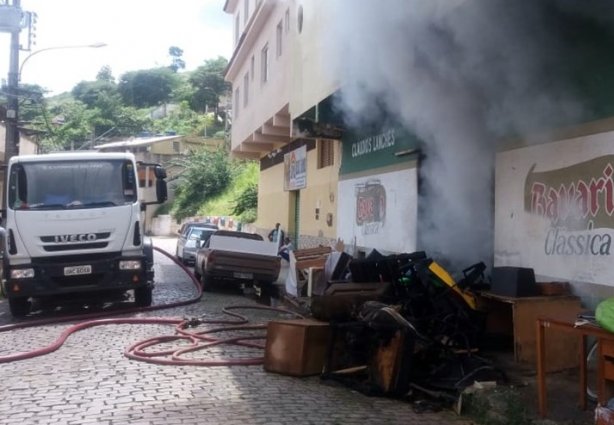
[193,230,281,291]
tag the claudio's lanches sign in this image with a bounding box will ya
[524,155,614,257]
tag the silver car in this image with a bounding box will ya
[176,226,217,265]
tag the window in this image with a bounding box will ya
[317,139,335,169]
[285,8,290,33]
[244,0,249,24]
[276,21,283,57]
[172,141,180,153]
[298,5,303,34]
[250,55,255,81]
[243,73,249,107]
[234,87,240,119]
[261,44,269,83]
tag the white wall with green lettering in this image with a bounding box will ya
[340,125,420,175]
[338,124,420,254]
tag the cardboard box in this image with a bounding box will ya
[264,319,330,376]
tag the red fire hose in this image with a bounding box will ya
[0,246,303,365]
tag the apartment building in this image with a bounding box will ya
[224,0,343,247]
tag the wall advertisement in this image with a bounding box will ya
[284,145,307,191]
[495,130,614,285]
[338,167,418,254]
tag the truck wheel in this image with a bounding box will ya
[9,297,30,317]
[201,273,213,292]
[134,286,153,307]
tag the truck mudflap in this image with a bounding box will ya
[3,254,152,299]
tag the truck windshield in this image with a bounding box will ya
[8,159,138,210]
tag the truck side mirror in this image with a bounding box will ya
[154,166,167,179]
[156,179,168,203]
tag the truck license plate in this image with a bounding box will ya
[233,272,253,279]
[64,265,92,276]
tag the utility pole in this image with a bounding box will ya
[1,0,22,214]
[5,0,21,162]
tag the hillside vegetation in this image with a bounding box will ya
[5,49,259,223]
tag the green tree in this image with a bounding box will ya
[171,148,232,221]
[118,67,179,108]
[44,100,98,150]
[96,65,115,83]
[150,100,210,136]
[72,79,120,109]
[168,46,186,73]
[231,183,258,223]
[188,56,230,115]
[17,83,47,124]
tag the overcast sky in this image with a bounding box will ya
[0,0,232,95]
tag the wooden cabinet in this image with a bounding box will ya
[264,319,330,376]
[478,292,582,371]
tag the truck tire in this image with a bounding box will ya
[201,273,214,292]
[9,297,30,317]
[134,286,153,307]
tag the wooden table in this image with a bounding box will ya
[478,292,582,371]
[536,312,614,418]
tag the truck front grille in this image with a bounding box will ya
[43,242,108,252]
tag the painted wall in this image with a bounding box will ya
[226,0,293,149]
[257,161,290,230]
[297,143,339,240]
[338,165,418,254]
[289,0,339,119]
[257,140,339,243]
[495,129,614,303]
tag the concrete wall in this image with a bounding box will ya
[495,125,614,308]
[338,164,418,255]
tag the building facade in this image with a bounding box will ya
[224,0,342,246]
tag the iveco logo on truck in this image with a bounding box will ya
[54,233,97,243]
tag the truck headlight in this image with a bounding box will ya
[11,268,35,279]
[119,260,142,270]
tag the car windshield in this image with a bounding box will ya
[188,228,215,241]
[8,159,138,210]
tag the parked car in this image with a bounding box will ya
[178,221,218,238]
[194,230,281,291]
[176,224,218,265]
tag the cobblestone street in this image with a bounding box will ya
[0,237,468,425]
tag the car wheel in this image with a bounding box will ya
[9,297,30,317]
[134,286,153,307]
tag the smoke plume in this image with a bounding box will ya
[322,0,609,270]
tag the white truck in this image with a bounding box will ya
[0,151,167,317]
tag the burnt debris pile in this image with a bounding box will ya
[315,250,506,408]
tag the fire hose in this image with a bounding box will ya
[0,246,303,365]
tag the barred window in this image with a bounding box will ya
[317,139,334,169]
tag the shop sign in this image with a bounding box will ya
[284,145,307,190]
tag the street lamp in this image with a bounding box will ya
[18,42,107,81]
[3,39,107,213]
[5,41,107,160]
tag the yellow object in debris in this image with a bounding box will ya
[428,261,478,310]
